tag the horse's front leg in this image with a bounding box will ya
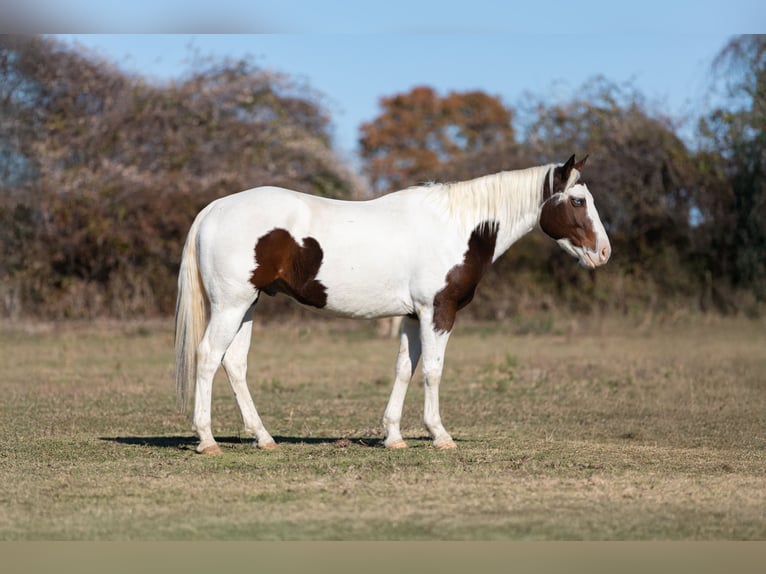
[418,310,456,449]
[383,317,421,448]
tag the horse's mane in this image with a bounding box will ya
[420,164,558,234]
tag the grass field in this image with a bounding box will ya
[0,315,764,540]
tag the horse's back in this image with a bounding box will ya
[203,185,314,228]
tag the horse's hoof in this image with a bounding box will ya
[385,439,408,449]
[434,438,457,450]
[258,440,278,450]
[197,443,223,455]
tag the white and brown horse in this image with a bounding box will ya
[175,155,610,453]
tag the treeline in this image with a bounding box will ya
[0,35,764,321]
[0,36,365,318]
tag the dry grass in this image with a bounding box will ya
[0,316,764,539]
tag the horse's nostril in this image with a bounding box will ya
[600,245,611,262]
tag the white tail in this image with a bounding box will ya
[174,202,215,413]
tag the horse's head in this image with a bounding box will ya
[539,154,611,269]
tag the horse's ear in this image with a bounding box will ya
[574,154,588,172]
[551,154,578,195]
[562,154,576,176]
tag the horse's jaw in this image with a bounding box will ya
[556,238,610,269]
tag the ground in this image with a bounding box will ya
[0,315,764,540]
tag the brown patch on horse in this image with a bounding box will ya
[539,196,597,250]
[250,228,328,308]
[432,222,499,333]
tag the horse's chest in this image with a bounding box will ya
[431,221,499,332]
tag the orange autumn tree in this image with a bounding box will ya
[359,86,514,194]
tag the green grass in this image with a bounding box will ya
[0,317,764,539]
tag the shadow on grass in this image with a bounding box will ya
[100,435,391,449]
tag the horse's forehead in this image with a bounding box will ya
[566,183,591,197]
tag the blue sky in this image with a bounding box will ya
[43,2,763,162]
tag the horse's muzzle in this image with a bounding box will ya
[582,240,611,268]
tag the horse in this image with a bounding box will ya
[174,154,611,454]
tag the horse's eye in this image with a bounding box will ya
[571,197,585,208]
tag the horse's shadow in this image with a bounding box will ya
[100,435,388,450]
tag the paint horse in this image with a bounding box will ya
[175,155,611,454]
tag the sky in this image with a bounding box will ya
[20,1,762,164]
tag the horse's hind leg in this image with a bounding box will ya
[222,305,276,450]
[193,301,253,454]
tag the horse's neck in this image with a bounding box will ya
[442,167,549,261]
[491,206,541,261]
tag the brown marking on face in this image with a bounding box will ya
[250,228,328,308]
[539,195,598,250]
[432,222,499,333]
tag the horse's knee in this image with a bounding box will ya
[421,364,443,386]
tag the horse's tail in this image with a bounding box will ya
[174,201,215,414]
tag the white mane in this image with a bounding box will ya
[422,164,557,234]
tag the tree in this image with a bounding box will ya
[0,36,365,318]
[519,79,703,310]
[697,35,766,304]
[358,77,716,318]
[358,86,514,194]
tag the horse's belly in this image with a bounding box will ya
[317,263,414,319]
